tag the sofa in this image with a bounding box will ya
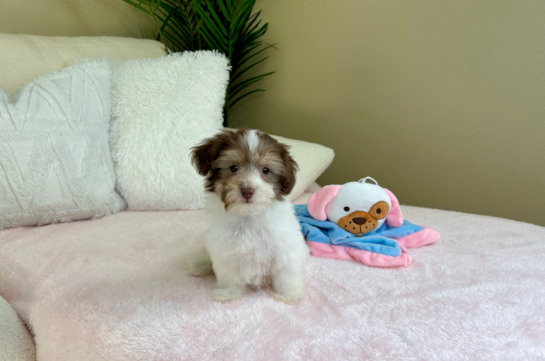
[1,33,544,361]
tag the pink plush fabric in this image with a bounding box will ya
[307,241,412,267]
[307,185,341,221]
[306,225,440,267]
[397,226,441,248]
[1,192,545,360]
[384,188,403,227]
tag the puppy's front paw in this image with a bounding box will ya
[270,291,304,305]
[211,287,244,302]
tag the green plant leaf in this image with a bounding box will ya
[153,0,163,12]
[242,11,261,35]
[192,1,227,46]
[230,89,265,107]
[204,0,228,36]
[231,56,268,83]
[229,0,254,36]
[216,0,230,19]
[236,43,276,70]
[122,0,152,14]
[199,26,226,51]
[230,71,275,95]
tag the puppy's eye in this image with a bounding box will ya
[262,167,270,175]
[230,165,238,173]
[344,207,350,212]
[376,208,382,214]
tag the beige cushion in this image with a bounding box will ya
[269,134,334,201]
[0,295,35,361]
[0,33,167,94]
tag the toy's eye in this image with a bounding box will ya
[369,201,389,220]
[230,165,238,172]
[344,207,350,212]
[262,167,270,174]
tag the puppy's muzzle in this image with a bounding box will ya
[241,187,255,201]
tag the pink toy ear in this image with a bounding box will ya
[308,185,342,221]
[384,188,403,227]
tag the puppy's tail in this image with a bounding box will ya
[188,251,214,276]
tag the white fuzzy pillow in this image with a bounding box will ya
[0,61,125,230]
[110,51,230,211]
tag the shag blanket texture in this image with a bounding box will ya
[0,192,544,360]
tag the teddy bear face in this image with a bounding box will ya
[325,182,391,236]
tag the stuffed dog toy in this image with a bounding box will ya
[296,177,440,268]
[308,177,402,236]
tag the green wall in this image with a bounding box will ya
[231,0,545,226]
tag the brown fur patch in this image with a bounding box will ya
[256,132,298,199]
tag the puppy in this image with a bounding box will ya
[189,129,309,304]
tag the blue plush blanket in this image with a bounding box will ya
[295,204,424,258]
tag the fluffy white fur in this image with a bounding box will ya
[190,130,309,303]
[0,61,125,230]
[109,51,230,211]
[192,192,309,304]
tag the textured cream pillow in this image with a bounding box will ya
[0,61,125,230]
[0,33,167,94]
[110,51,230,211]
[268,134,334,200]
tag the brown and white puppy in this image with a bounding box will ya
[189,129,309,304]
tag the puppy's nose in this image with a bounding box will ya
[241,187,255,200]
[352,217,367,225]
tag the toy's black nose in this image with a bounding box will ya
[241,187,255,200]
[352,217,367,225]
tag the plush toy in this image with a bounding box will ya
[295,177,440,268]
[308,177,401,236]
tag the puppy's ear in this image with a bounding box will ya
[278,143,298,196]
[191,133,226,176]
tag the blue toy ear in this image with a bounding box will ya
[384,189,403,227]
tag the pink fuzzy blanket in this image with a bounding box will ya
[1,192,545,360]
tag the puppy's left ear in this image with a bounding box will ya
[278,143,298,196]
[191,133,226,176]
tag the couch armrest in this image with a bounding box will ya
[0,295,35,361]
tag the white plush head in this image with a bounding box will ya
[308,177,402,236]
